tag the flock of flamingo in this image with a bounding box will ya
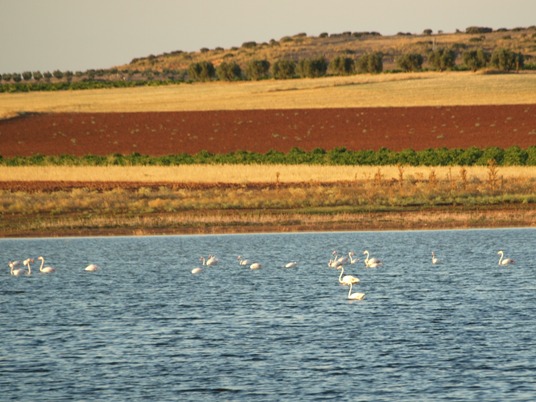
[7,256,99,276]
[7,248,514,301]
[190,248,516,301]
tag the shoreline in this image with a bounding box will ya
[2,205,534,238]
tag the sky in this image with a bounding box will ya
[1,0,535,74]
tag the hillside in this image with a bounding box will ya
[125,26,536,73]
[1,26,535,88]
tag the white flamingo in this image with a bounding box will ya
[191,267,202,275]
[363,250,382,268]
[84,264,99,272]
[206,255,219,266]
[249,262,262,270]
[23,258,33,276]
[337,266,360,286]
[284,261,298,268]
[347,283,366,300]
[237,256,250,266]
[348,252,360,264]
[329,251,348,268]
[37,256,56,274]
[432,252,440,265]
[9,260,25,276]
[497,250,514,266]
[200,256,217,267]
[328,251,338,268]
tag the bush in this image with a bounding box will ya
[427,48,457,71]
[462,49,490,71]
[356,52,383,74]
[490,48,524,71]
[503,146,527,165]
[216,62,242,81]
[245,59,271,80]
[328,56,355,76]
[188,61,215,82]
[396,53,424,72]
[466,26,493,34]
[272,60,296,79]
[296,57,328,78]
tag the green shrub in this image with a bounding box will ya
[245,59,271,80]
[272,60,296,79]
[296,57,328,78]
[329,56,355,76]
[216,62,242,81]
[396,53,424,72]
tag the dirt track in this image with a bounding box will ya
[1,105,535,157]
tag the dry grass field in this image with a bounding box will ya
[1,72,536,119]
[2,165,535,183]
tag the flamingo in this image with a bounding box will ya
[23,258,33,276]
[363,250,382,268]
[337,266,360,286]
[497,250,514,266]
[284,261,298,268]
[432,252,440,265]
[191,267,202,275]
[37,256,56,274]
[237,256,250,266]
[8,260,21,269]
[348,252,360,264]
[9,260,25,276]
[206,255,219,266]
[200,256,217,267]
[329,251,348,268]
[328,251,338,268]
[347,283,366,300]
[84,264,99,272]
[249,262,262,270]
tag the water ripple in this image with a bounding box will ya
[1,229,535,401]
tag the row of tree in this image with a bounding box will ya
[2,146,535,166]
[0,48,528,93]
[183,47,527,81]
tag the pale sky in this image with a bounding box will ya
[1,0,535,74]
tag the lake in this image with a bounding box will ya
[1,229,535,401]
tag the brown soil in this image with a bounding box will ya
[1,105,535,157]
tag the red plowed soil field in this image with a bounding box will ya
[1,105,535,157]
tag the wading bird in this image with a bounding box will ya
[249,262,262,270]
[84,264,100,272]
[37,256,56,274]
[347,283,366,300]
[363,250,382,268]
[497,250,514,266]
[337,266,360,286]
[9,260,26,276]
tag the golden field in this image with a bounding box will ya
[2,164,536,183]
[1,72,536,119]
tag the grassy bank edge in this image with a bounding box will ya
[2,204,535,238]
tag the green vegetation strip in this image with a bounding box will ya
[2,146,536,167]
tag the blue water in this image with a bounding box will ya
[1,229,535,401]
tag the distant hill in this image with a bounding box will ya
[1,26,535,90]
[124,26,536,73]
